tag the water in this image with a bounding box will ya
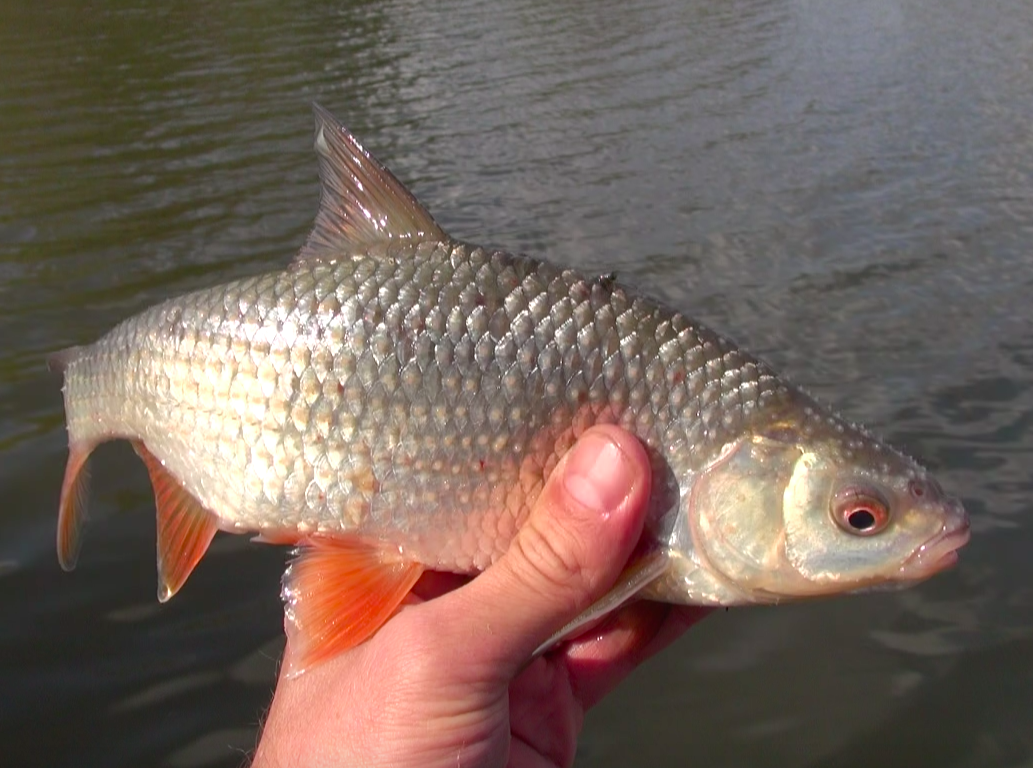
[2,0,1031,765]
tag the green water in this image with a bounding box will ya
[2,0,1031,765]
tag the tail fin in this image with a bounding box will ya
[57,441,96,571]
[47,345,85,375]
[52,344,95,570]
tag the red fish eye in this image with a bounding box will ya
[832,491,890,536]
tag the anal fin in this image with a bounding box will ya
[282,536,424,677]
[132,441,219,602]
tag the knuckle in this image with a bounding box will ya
[510,516,591,603]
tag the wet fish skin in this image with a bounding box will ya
[58,237,782,572]
[52,104,970,672]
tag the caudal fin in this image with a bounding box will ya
[47,345,85,375]
[53,344,95,570]
[57,441,96,571]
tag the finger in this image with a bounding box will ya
[508,658,582,768]
[408,570,471,603]
[564,603,713,708]
[509,738,564,768]
[434,424,652,676]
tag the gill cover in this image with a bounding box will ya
[693,436,802,592]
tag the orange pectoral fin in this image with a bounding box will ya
[281,536,424,677]
[57,441,97,571]
[132,441,219,602]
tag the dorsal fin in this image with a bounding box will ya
[294,104,447,265]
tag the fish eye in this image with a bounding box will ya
[831,488,890,536]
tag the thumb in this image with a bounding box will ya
[436,424,652,676]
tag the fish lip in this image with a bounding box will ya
[899,516,971,579]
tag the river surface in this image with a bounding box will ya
[2,0,1032,765]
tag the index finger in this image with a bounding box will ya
[562,603,712,709]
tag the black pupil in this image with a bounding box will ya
[847,508,877,530]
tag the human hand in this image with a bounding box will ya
[252,424,710,768]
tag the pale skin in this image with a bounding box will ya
[253,425,710,768]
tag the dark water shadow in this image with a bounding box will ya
[808,633,1033,768]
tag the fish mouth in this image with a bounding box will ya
[898,516,971,580]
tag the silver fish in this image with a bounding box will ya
[52,105,970,674]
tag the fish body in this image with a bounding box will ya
[53,105,970,673]
[59,242,782,572]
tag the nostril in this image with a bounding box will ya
[908,478,929,499]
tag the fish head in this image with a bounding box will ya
[682,405,970,603]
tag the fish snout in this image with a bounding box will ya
[899,494,971,579]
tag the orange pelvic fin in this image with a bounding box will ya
[251,531,301,545]
[281,536,424,677]
[57,441,97,571]
[132,441,219,602]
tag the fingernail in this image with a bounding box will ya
[563,433,633,514]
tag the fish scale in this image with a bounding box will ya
[51,104,969,674]
[63,242,774,568]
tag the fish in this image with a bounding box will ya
[51,104,971,675]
